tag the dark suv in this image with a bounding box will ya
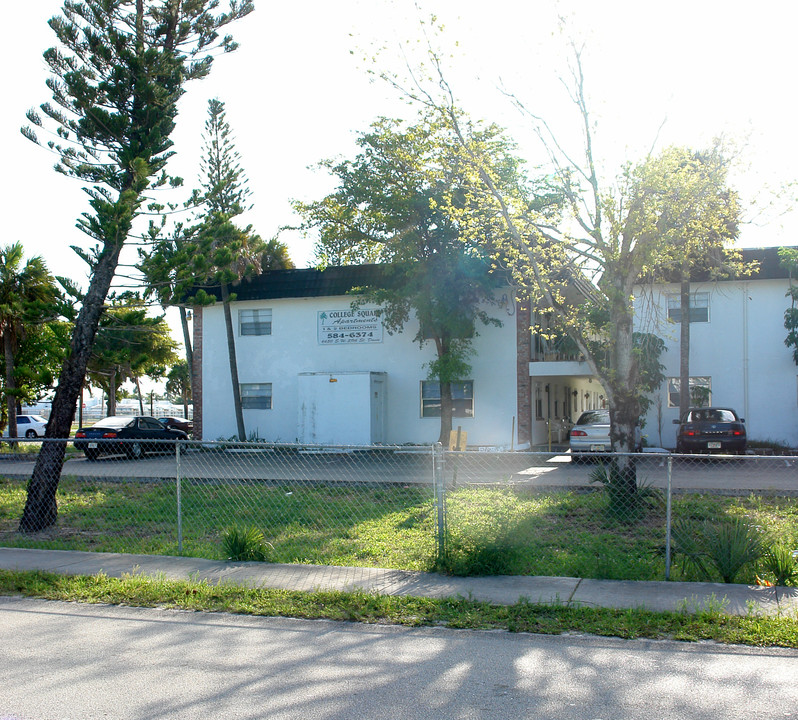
[674,407,746,454]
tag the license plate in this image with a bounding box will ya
[88,442,98,449]
[707,441,721,449]
[590,444,605,452]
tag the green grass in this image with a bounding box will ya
[1,568,796,648]
[1,476,797,584]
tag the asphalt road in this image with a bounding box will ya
[1,597,796,720]
[0,446,795,493]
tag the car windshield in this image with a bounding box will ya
[687,409,737,423]
[91,416,134,429]
[576,410,610,425]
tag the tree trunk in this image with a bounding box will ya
[135,377,144,414]
[4,328,18,440]
[179,306,193,376]
[19,243,123,532]
[606,295,639,496]
[438,381,453,445]
[679,276,691,419]
[107,370,118,417]
[221,282,246,441]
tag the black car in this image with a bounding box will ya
[74,415,189,460]
[158,416,193,435]
[674,407,746,454]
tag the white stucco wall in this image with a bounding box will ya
[636,278,798,448]
[200,294,519,446]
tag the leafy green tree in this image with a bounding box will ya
[11,321,72,407]
[392,49,740,489]
[20,0,253,532]
[140,223,196,374]
[178,99,292,441]
[781,247,798,364]
[647,145,742,419]
[0,243,61,438]
[295,115,533,443]
[189,98,252,442]
[166,360,192,417]
[87,301,178,416]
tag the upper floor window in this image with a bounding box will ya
[239,309,272,336]
[667,292,709,323]
[421,381,474,418]
[668,376,712,408]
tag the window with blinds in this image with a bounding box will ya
[239,309,272,336]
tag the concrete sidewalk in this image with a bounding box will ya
[1,547,796,617]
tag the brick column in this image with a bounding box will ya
[192,306,203,440]
[516,299,532,446]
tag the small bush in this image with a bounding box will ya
[761,544,798,586]
[222,525,270,562]
[702,518,763,583]
[670,518,763,583]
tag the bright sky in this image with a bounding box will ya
[3,0,797,294]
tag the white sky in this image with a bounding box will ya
[3,0,797,294]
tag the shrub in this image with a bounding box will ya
[670,517,763,583]
[702,518,763,583]
[761,544,798,586]
[222,525,270,562]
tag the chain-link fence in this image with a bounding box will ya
[1,439,796,584]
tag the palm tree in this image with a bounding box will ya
[0,243,59,438]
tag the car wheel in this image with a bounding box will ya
[571,454,584,464]
[25,429,37,439]
[127,441,144,460]
[84,448,100,461]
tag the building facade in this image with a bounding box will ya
[193,249,798,449]
[193,266,524,447]
[635,252,797,448]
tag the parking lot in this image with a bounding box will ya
[0,444,795,494]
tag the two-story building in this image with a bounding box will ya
[192,248,798,449]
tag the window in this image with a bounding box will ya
[240,383,272,409]
[667,292,709,323]
[239,309,272,336]
[421,381,473,418]
[668,376,711,408]
[139,417,164,430]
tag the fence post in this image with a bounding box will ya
[433,443,446,565]
[176,441,183,556]
[665,454,673,580]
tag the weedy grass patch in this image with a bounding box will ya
[1,476,797,584]
[1,569,797,648]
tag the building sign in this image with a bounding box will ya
[317,309,384,345]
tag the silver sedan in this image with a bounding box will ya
[569,409,611,462]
